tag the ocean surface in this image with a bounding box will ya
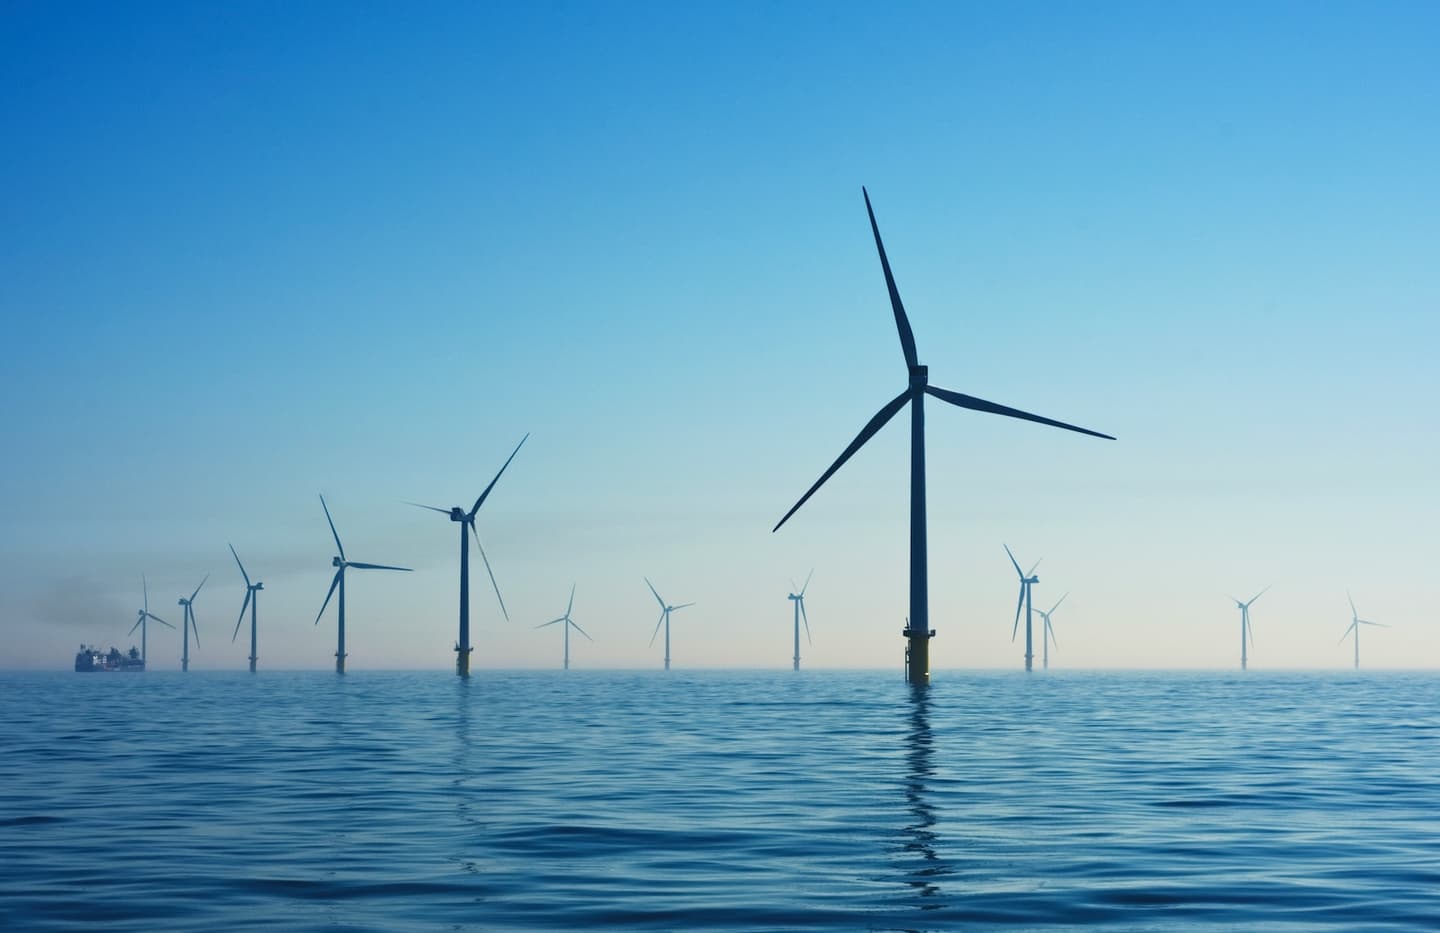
[2,670,1437,931]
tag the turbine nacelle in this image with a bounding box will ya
[448,507,466,522]
[178,598,189,607]
[252,582,265,591]
[909,364,928,390]
[332,556,344,568]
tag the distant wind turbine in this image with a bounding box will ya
[645,578,693,671]
[772,187,1114,685]
[1005,545,1042,671]
[1230,586,1269,670]
[316,495,412,674]
[536,584,591,670]
[787,571,813,671]
[128,575,174,667]
[229,544,263,672]
[407,434,527,677]
[1340,590,1388,670]
[177,575,207,672]
[1034,593,1067,671]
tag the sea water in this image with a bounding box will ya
[2,670,1437,930]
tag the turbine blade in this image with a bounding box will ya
[862,186,918,369]
[925,385,1116,441]
[229,543,251,588]
[671,602,695,611]
[316,570,342,624]
[1050,592,1068,615]
[1046,617,1058,648]
[1247,619,1255,649]
[566,583,576,619]
[535,618,564,629]
[570,619,593,642]
[1339,621,1356,644]
[320,494,346,561]
[147,612,175,630]
[800,569,814,597]
[232,590,251,642]
[469,433,529,519]
[129,617,142,636]
[649,609,665,647]
[1359,620,1389,628]
[1248,584,1270,606]
[1003,543,1023,578]
[1027,559,1042,577]
[471,524,508,620]
[348,561,413,572]
[644,577,666,611]
[143,575,148,614]
[189,574,208,603]
[1012,585,1025,640]
[190,612,200,649]
[405,501,452,515]
[772,389,910,532]
[800,599,811,645]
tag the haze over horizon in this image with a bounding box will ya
[3,2,1437,671]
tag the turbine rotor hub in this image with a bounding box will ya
[332,557,343,567]
[909,364,928,390]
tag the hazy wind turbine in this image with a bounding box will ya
[536,584,591,670]
[407,434,527,677]
[645,578,694,671]
[1005,545,1042,671]
[229,544,263,672]
[177,575,207,672]
[772,188,1115,685]
[1230,586,1269,670]
[1034,593,1067,671]
[316,495,412,674]
[1340,590,1388,670]
[128,575,174,667]
[788,570,813,671]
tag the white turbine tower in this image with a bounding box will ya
[1340,590,1388,670]
[1034,593,1067,671]
[1229,586,1268,670]
[787,570,813,671]
[645,578,694,671]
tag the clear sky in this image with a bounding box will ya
[2,1,1437,671]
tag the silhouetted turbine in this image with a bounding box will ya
[1034,593,1067,671]
[316,495,411,674]
[1229,586,1268,670]
[408,434,527,678]
[787,570,813,671]
[645,578,694,671]
[177,575,206,672]
[773,187,1114,684]
[127,575,174,667]
[1005,544,1042,671]
[1340,590,1388,670]
[229,544,263,672]
[536,584,591,670]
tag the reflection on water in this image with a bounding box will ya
[900,683,950,913]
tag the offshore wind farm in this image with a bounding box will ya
[4,4,1439,931]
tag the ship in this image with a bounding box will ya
[74,644,145,672]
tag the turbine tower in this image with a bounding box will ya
[177,575,207,672]
[1034,593,1067,671]
[773,187,1114,685]
[127,575,174,667]
[229,544,263,672]
[1230,586,1269,670]
[787,570,813,671]
[536,584,591,670]
[407,434,527,677]
[316,495,412,674]
[1005,545,1042,671]
[1340,590,1388,670]
[645,578,693,671]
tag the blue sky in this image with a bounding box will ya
[2,1,1437,670]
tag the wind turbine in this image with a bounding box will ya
[1034,593,1067,671]
[316,495,412,674]
[1005,544,1042,671]
[1230,586,1269,670]
[407,434,527,677]
[229,544,263,672]
[536,584,591,670]
[177,575,207,672]
[1340,590,1388,670]
[787,570,813,671]
[772,188,1115,685]
[127,575,174,667]
[645,578,694,671]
